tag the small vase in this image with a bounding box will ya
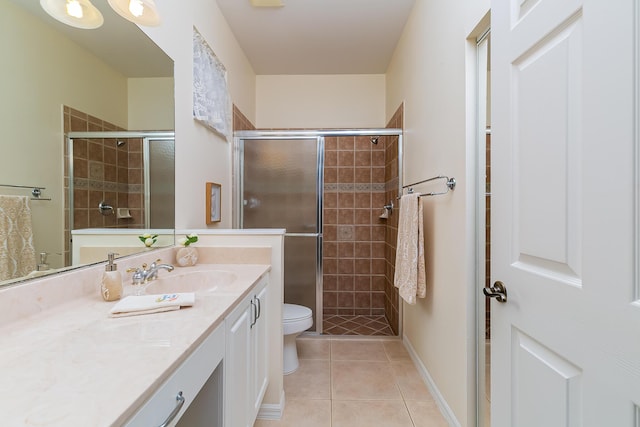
[176,246,198,267]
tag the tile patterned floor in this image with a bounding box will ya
[253,337,448,427]
[322,315,394,336]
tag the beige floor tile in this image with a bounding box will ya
[331,339,388,361]
[259,339,455,427]
[390,360,434,401]
[383,340,412,361]
[332,400,414,427]
[297,338,331,360]
[332,360,402,400]
[405,400,449,427]
[253,399,331,427]
[284,359,331,399]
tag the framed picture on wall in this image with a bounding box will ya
[206,182,221,224]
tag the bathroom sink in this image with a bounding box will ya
[144,268,239,295]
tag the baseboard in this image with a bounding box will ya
[256,389,285,420]
[403,336,462,427]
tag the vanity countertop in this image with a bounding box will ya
[0,263,270,427]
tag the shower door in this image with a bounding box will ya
[145,138,175,229]
[239,137,322,332]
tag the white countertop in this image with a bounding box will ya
[0,263,270,427]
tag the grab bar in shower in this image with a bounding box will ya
[0,184,51,200]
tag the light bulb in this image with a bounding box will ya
[128,0,144,17]
[66,0,83,18]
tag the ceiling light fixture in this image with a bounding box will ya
[250,0,285,7]
[40,0,161,29]
[107,0,161,26]
[39,0,104,29]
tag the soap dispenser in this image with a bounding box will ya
[101,252,123,302]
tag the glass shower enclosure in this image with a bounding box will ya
[67,131,175,231]
[236,136,323,332]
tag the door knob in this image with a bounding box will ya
[483,281,507,303]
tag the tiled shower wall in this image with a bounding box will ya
[233,105,256,131]
[383,104,403,335]
[322,136,387,318]
[63,106,144,264]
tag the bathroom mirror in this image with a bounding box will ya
[0,0,175,287]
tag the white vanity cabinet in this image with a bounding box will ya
[224,275,269,427]
[124,324,225,427]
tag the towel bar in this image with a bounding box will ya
[0,184,51,200]
[399,175,456,198]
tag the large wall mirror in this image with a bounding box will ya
[0,0,175,287]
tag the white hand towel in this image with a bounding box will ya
[109,293,195,318]
[394,193,426,304]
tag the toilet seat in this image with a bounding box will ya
[283,303,312,322]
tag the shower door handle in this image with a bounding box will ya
[483,281,508,303]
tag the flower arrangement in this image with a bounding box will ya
[178,233,199,247]
[139,233,158,247]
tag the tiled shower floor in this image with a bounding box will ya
[323,315,394,336]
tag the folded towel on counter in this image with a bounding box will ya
[109,293,195,318]
[394,193,426,305]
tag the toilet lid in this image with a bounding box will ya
[283,303,312,322]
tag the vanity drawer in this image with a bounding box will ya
[124,324,225,427]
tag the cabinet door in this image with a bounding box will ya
[224,302,251,427]
[250,282,269,419]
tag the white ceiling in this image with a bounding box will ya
[10,0,415,77]
[10,0,173,78]
[215,0,416,75]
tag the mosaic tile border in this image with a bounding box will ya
[324,183,385,193]
[73,178,141,194]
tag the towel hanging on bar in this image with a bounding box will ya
[394,193,426,304]
[0,196,36,280]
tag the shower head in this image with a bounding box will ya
[370,136,379,145]
[116,140,126,147]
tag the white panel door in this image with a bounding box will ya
[491,0,640,425]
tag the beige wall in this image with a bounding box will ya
[128,77,175,131]
[0,0,129,269]
[256,74,385,129]
[138,1,256,230]
[386,0,489,426]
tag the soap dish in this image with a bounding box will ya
[117,208,133,219]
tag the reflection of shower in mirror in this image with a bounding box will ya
[67,130,175,232]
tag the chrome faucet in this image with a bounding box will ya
[127,259,174,285]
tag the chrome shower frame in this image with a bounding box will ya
[233,128,404,336]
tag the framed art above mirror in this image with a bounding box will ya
[0,0,175,287]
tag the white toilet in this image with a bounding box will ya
[282,303,313,375]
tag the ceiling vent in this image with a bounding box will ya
[250,0,284,7]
